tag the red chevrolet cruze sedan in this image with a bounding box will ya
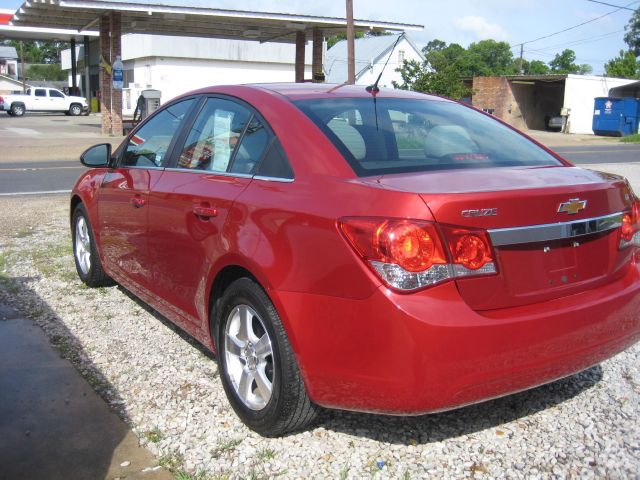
[71,84,640,436]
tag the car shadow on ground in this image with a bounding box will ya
[116,282,603,445]
[0,275,162,480]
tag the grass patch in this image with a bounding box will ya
[258,448,275,460]
[15,227,35,238]
[174,470,207,480]
[143,427,164,444]
[158,451,185,472]
[621,133,640,143]
[211,438,243,459]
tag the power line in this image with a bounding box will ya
[510,0,639,48]
[524,29,624,53]
[586,0,636,10]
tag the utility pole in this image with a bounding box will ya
[19,41,26,93]
[346,0,355,84]
[518,44,524,74]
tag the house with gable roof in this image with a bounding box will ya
[324,32,424,88]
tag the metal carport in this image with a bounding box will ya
[9,0,422,134]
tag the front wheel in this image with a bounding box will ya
[69,104,82,116]
[215,278,318,436]
[72,204,113,287]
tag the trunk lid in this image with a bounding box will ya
[371,166,636,310]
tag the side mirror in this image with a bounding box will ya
[80,143,111,168]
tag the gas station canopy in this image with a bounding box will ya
[10,0,422,43]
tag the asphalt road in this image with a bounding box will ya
[1,144,639,195]
[553,144,640,165]
[0,160,86,195]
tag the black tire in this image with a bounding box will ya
[214,278,318,436]
[72,204,114,287]
[10,103,25,117]
[69,103,82,116]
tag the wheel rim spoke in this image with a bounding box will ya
[225,331,244,357]
[238,367,254,400]
[254,366,273,401]
[254,334,271,360]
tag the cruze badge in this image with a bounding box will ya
[558,198,587,215]
[461,208,498,218]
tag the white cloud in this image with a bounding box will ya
[453,15,510,41]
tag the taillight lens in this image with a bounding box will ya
[619,200,640,249]
[440,226,496,276]
[339,217,497,291]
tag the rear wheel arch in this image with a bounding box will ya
[208,265,259,348]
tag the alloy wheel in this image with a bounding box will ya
[75,215,91,275]
[224,304,274,410]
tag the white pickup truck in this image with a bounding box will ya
[0,87,88,117]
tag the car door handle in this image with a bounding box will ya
[192,205,218,219]
[130,195,146,208]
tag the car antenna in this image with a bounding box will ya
[366,33,403,94]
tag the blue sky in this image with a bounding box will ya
[2,0,638,74]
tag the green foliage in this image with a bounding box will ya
[1,40,69,64]
[465,39,517,76]
[26,64,67,81]
[620,133,640,143]
[326,32,365,49]
[605,49,640,79]
[624,6,640,56]
[548,49,591,74]
[522,59,550,75]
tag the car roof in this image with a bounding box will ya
[187,83,451,103]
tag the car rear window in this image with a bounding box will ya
[294,97,562,177]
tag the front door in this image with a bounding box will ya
[97,98,196,289]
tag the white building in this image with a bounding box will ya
[563,75,637,134]
[62,33,312,114]
[0,45,18,80]
[324,32,424,87]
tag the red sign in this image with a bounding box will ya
[0,13,12,25]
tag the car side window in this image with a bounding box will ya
[50,90,65,98]
[177,98,251,172]
[122,98,195,168]
[229,116,271,175]
[256,139,294,179]
[35,89,46,97]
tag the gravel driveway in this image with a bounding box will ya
[0,196,638,479]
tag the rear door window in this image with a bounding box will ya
[177,98,251,172]
[34,89,46,97]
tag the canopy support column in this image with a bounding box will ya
[295,31,305,83]
[312,27,324,83]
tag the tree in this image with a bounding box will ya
[1,39,69,64]
[25,63,67,81]
[465,40,517,76]
[605,49,640,79]
[624,6,640,56]
[522,59,550,75]
[548,49,592,74]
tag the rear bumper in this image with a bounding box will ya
[276,262,640,414]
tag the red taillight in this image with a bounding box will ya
[620,200,640,249]
[441,227,493,271]
[339,217,496,291]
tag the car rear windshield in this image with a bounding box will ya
[294,97,562,177]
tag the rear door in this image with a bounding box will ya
[147,96,272,324]
[31,88,47,111]
[97,98,196,289]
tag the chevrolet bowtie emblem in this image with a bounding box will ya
[558,198,587,215]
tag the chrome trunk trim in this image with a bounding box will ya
[488,212,623,246]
